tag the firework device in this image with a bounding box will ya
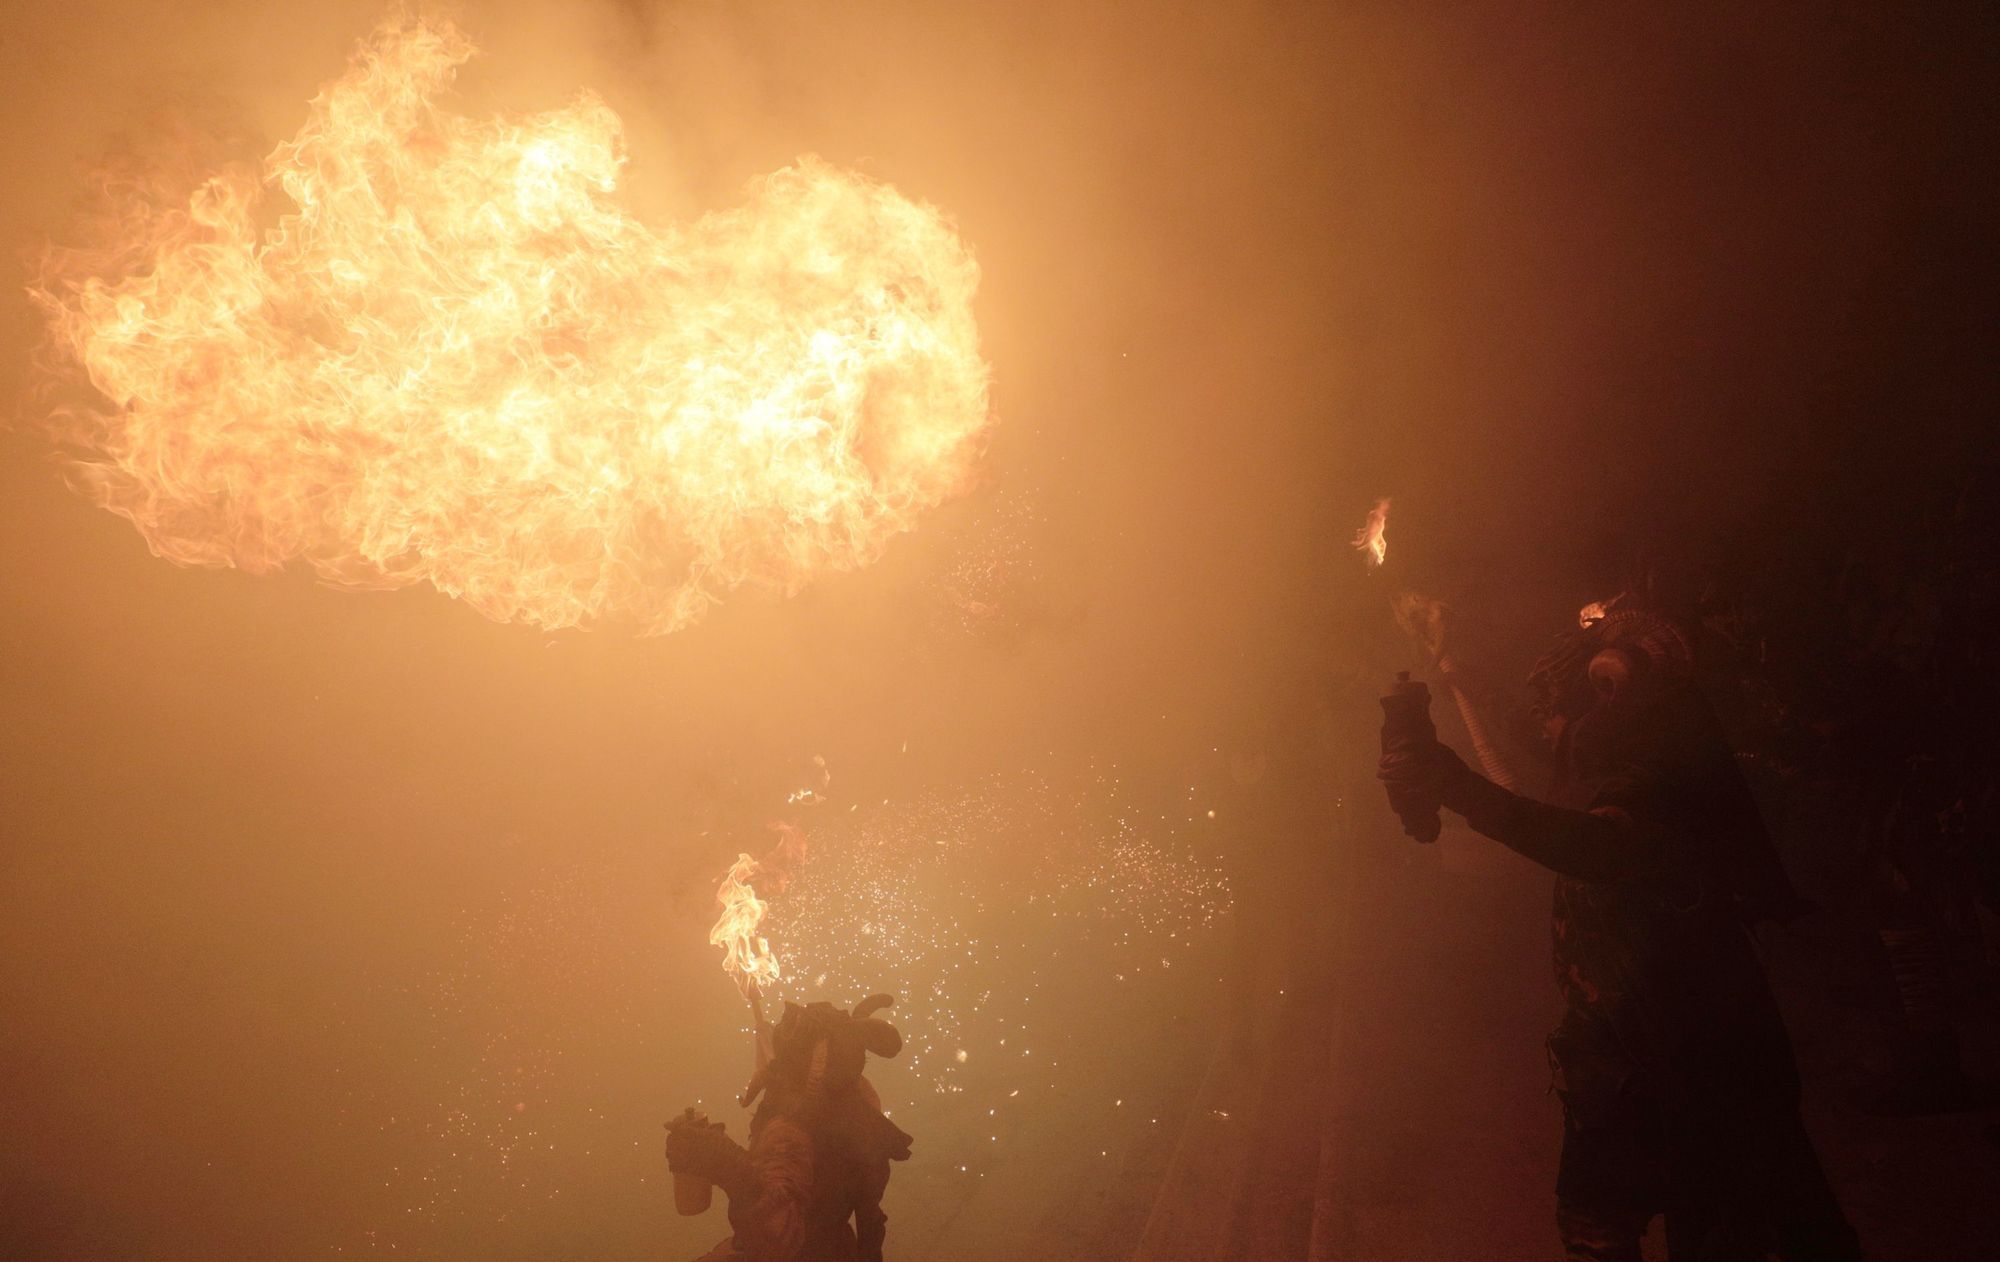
[1380,672,1443,843]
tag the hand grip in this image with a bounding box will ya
[1380,672,1443,843]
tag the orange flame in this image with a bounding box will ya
[711,853,780,994]
[1353,497,1390,569]
[709,823,809,994]
[29,14,991,634]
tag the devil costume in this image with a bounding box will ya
[1382,609,1858,1261]
[666,996,912,1262]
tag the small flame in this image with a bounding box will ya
[1353,497,1390,569]
[1578,600,1609,628]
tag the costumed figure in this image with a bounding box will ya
[666,992,912,1262]
[1379,599,1859,1261]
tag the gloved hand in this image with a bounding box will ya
[664,1113,752,1197]
[1377,738,1473,832]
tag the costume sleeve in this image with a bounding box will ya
[1440,759,1665,883]
[735,1119,812,1262]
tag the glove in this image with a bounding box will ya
[1377,739,1473,840]
[1378,738,1474,791]
[664,1114,753,1197]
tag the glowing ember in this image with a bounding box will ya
[1578,600,1609,627]
[709,823,809,994]
[29,14,991,634]
[1353,497,1390,569]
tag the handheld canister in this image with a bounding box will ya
[1380,671,1443,843]
[672,1106,716,1215]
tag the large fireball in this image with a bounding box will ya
[30,15,991,634]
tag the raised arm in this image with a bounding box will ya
[1384,742,1664,883]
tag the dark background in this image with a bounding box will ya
[2,2,1993,1257]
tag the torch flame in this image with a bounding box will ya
[709,822,809,995]
[29,14,991,634]
[711,852,780,994]
[1353,497,1390,569]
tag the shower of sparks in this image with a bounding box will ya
[930,490,1050,643]
[29,12,991,634]
[332,758,1236,1251]
[758,761,1232,1094]
[335,864,651,1248]
[1353,497,1390,570]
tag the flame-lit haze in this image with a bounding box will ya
[29,14,990,634]
[1,2,1989,1260]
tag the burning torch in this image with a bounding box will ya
[675,822,803,1217]
[1355,499,1441,841]
[1356,498,1519,844]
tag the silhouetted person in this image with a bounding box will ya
[1380,606,1858,1261]
[666,995,912,1262]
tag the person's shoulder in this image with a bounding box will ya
[1585,761,1677,816]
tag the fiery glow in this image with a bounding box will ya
[709,823,809,994]
[711,853,779,993]
[1353,497,1390,569]
[29,14,991,634]
[1578,600,1608,627]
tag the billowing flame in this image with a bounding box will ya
[1353,496,1390,569]
[29,14,991,634]
[711,853,779,994]
[709,822,809,994]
